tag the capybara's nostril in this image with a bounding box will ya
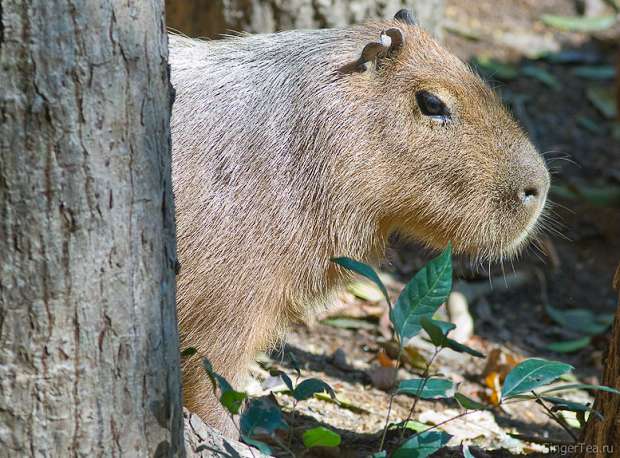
[523,186,538,199]
[519,181,547,207]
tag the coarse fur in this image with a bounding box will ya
[169,18,549,435]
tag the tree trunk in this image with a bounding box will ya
[578,264,620,457]
[166,0,444,39]
[0,1,183,456]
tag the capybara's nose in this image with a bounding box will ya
[518,168,549,210]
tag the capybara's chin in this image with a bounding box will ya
[169,9,549,434]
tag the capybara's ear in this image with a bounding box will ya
[338,28,404,74]
[394,9,416,26]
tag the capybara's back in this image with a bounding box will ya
[170,11,549,434]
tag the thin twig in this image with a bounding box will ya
[390,410,472,455]
[287,399,299,449]
[378,345,402,452]
[398,347,442,442]
[531,391,578,442]
[273,435,297,458]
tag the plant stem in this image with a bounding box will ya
[287,399,298,449]
[398,347,441,442]
[410,410,471,438]
[273,436,297,458]
[378,345,402,452]
[389,410,473,457]
[531,391,578,442]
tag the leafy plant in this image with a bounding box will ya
[500,359,620,435]
[334,245,480,456]
[198,244,620,456]
[545,305,614,353]
[500,358,574,400]
[332,246,619,456]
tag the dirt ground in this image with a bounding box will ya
[240,1,620,456]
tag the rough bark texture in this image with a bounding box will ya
[0,1,183,456]
[578,265,620,458]
[183,409,268,458]
[166,0,444,39]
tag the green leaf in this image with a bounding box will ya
[372,452,388,458]
[521,65,560,89]
[573,66,616,80]
[331,257,390,305]
[181,347,198,358]
[314,393,370,414]
[321,317,376,330]
[271,370,294,391]
[241,434,273,455]
[455,393,488,410]
[220,390,247,415]
[501,358,573,400]
[444,338,486,358]
[432,319,457,334]
[293,378,335,401]
[203,358,218,395]
[390,244,453,344]
[211,373,246,415]
[393,430,452,458]
[547,336,592,353]
[240,398,288,437]
[302,426,341,448]
[541,383,620,396]
[420,316,484,357]
[462,445,476,458]
[541,14,617,32]
[203,357,247,413]
[546,305,613,336]
[347,279,386,302]
[472,56,519,80]
[541,396,603,420]
[587,86,617,119]
[398,378,455,399]
[420,316,449,346]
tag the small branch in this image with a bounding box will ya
[273,436,297,458]
[378,345,402,452]
[389,409,472,455]
[531,391,578,442]
[287,399,299,449]
[412,410,471,437]
[399,347,442,442]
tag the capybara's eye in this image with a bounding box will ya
[416,91,450,120]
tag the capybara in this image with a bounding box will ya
[169,10,550,434]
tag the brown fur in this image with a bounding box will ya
[169,18,549,435]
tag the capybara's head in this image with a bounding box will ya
[340,11,550,261]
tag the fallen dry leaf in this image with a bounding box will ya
[376,349,396,368]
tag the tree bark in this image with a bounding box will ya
[578,265,620,457]
[0,1,183,456]
[183,409,268,457]
[166,0,444,39]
